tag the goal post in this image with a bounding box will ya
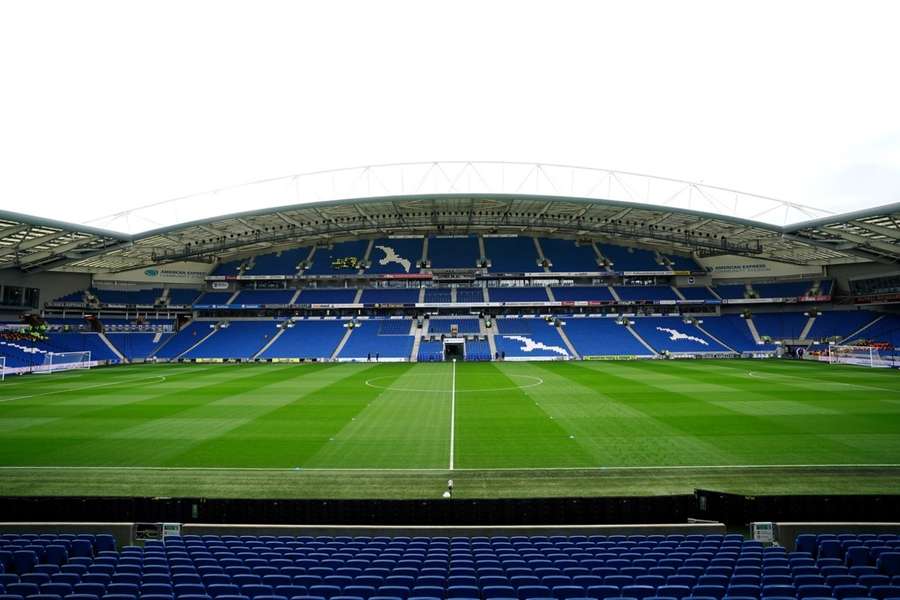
[38,351,92,374]
[0,356,5,382]
[829,344,893,368]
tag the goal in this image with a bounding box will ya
[0,356,5,381]
[829,344,894,368]
[37,351,92,374]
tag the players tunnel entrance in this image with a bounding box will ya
[443,338,464,361]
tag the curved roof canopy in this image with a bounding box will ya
[1,194,898,274]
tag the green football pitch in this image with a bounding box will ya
[0,359,898,499]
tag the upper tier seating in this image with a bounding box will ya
[367,238,422,274]
[359,288,420,304]
[194,291,233,305]
[631,317,730,353]
[819,279,834,295]
[488,287,550,302]
[2,530,900,600]
[664,253,702,271]
[167,288,202,305]
[678,286,718,301]
[752,312,811,340]
[153,321,214,359]
[428,236,480,269]
[304,240,370,275]
[53,290,85,303]
[754,280,816,298]
[423,288,451,303]
[714,284,748,300]
[806,310,878,342]
[295,288,357,304]
[494,318,570,359]
[338,319,414,359]
[540,238,601,272]
[615,286,679,301]
[245,247,309,276]
[182,321,277,359]
[429,319,480,334]
[563,317,654,356]
[552,286,615,302]
[230,289,297,305]
[105,333,173,360]
[456,288,485,303]
[696,315,772,352]
[259,319,347,359]
[90,288,162,305]
[484,236,540,272]
[211,258,243,276]
[600,244,661,271]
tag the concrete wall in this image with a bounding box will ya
[0,268,91,316]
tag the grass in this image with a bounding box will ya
[0,359,898,498]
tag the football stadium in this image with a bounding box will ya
[2,0,900,588]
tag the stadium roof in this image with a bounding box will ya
[1,163,898,273]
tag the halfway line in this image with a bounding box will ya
[449,359,456,471]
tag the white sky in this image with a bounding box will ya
[1,0,899,229]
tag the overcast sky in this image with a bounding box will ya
[1,0,899,229]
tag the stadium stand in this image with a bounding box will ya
[752,312,811,340]
[427,235,480,269]
[806,310,879,341]
[359,288,420,304]
[182,321,277,359]
[304,240,369,275]
[678,286,718,301]
[540,238,600,271]
[697,315,773,352]
[230,289,297,305]
[466,338,491,360]
[843,313,900,347]
[714,284,749,300]
[754,280,817,298]
[663,252,702,271]
[295,288,357,304]
[211,258,243,276]
[166,288,203,306]
[194,291,233,305]
[244,247,308,276]
[423,288,451,303]
[600,243,662,271]
[90,288,162,305]
[0,530,899,600]
[339,319,415,359]
[417,339,444,361]
[367,238,422,274]
[487,287,551,302]
[153,321,215,359]
[614,286,679,301]
[552,286,615,302]
[631,316,731,354]
[105,332,173,360]
[455,288,485,303]
[429,318,480,334]
[563,317,655,357]
[483,236,541,272]
[494,318,570,359]
[259,319,347,359]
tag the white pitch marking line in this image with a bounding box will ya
[449,359,456,471]
[0,375,168,403]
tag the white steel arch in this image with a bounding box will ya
[84,162,834,234]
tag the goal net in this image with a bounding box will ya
[37,351,92,374]
[829,344,894,368]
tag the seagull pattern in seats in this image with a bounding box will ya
[503,335,569,356]
[656,327,708,345]
[375,245,411,273]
